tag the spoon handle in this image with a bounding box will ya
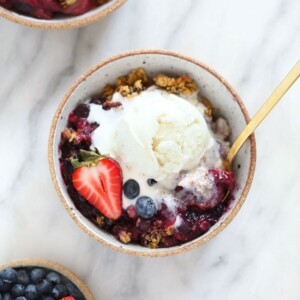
[226,60,300,164]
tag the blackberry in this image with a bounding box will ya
[185,210,199,224]
[74,103,90,118]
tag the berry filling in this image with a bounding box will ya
[0,0,109,19]
[0,267,85,299]
[59,69,237,249]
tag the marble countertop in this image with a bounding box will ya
[0,0,299,299]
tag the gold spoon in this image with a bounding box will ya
[225,60,300,169]
[221,60,300,202]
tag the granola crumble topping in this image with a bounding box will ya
[153,74,198,95]
[98,68,198,104]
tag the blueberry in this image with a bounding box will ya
[0,278,12,292]
[46,272,61,285]
[0,268,18,283]
[123,179,140,199]
[15,297,27,300]
[147,178,157,186]
[135,196,156,219]
[51,284,67,298]
[11,284,25,297]
[2,293,12,300]
[43,297,55,300]
[17,270,30,285]
[36,279,53,294]
[65,282,82,298]
[25,284,38,299]
[30,268,45,283]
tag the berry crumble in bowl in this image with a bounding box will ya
[0,258,93,299]
[0,0,126,29]
[49,49,256,257]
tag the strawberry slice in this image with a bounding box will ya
[72,149,122,220]
[60,297,75,300]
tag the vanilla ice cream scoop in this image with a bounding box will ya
[88,88,215,200]
[114,89,214,184]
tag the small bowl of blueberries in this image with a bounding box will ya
[0,258,93,300]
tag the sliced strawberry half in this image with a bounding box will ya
[72,149,122,220]
[60,297,76,300]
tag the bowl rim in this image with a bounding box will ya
[0,0,126,29]
[0,258,94,299]
[48,49,256,257]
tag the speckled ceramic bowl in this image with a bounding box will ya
[0,258,93,299]
[0,0,126,29]
[49,49,256,257]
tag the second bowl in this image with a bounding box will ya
[0,0,126,29]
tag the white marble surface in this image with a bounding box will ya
[0,0,300,299]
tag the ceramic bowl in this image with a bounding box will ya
[49,49,256,257]
[0,0,126,29]
[0,258,93,299]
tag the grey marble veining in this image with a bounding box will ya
[0,0,300,299]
